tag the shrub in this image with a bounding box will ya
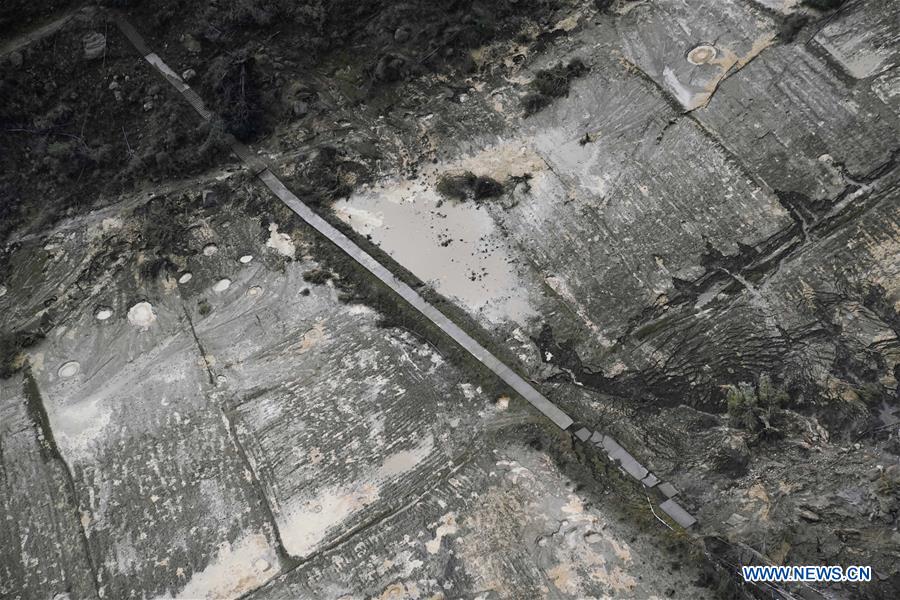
[204,52,263,141]
[435,171,504,202]
[294,146,357,205]
[303,268,332,285]
[436,171,476,200]
[726,374,788,433]
[522,58,589,115]
[473,176,504,199]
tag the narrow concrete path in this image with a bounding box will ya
[110,10,700,528]
[110,11,573,431]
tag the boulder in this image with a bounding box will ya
[82,33,106,60]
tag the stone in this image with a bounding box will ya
[127,302,157,330]
[182,68,197,82]
[711,438,750,478]
[798,508,821,522]
[82,32,106,60]
[725,513,748,527]
[394,26,411,43]
[201,189,220,207]
[182,34,201,53]
[292,100,309,117]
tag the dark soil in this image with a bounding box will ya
[202,51,264,142]
[0,14,230,243]
[0,0,79,40]
[119,0,564,141]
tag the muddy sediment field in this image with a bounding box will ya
[2,1,899,599]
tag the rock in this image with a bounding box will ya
[867,467,883,481]
[201,189,220,207]
[182,68,197,82]
[292,100,309,117]
[711,437,750,478]
[182,34,201,53]
[8,51,23,67]
[374,54,406,83]
[885,464,900,483]
[127,302,156,330]
[394,26,411,43]
[798,508,821,522]
[725,512,748,527]
[143,101,154,112]
[108,81,119,90]
[82,33,106,60]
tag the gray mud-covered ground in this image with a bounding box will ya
[2,1,899,599]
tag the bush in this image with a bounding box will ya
[726,374,788,433]
[204,52,263,141]
[294,146,361,205]
[436,171,476,200]
[522,58,588,115]
[435,171,504,201]
[303,268,331,284]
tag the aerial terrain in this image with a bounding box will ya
[1,0,898,599]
